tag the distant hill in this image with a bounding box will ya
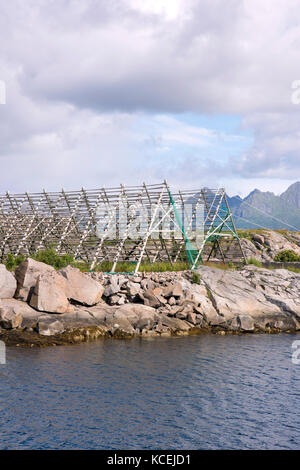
[228,182,300,230]
[280,182,300,209]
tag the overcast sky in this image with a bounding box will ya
[0,0,299,196]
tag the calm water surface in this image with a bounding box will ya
[0,334,299,449]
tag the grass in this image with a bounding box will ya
[5,246,300,274]
[91,260,190,273]
[247,257,262,267]
[286,267,300,273]
[203,261,236,270]
[237,231,255,241]
[4,251,191,273]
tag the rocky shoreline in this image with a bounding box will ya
[0,257,300,347]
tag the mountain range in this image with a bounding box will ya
[227,182,300,230]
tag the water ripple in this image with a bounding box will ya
[0,334,299,449]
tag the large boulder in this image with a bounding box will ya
[0,298,40,329]
[103,277,121,297]
[0,264,17,299]
[126,281,141,298]
[0,298,24,329]
[241,266,300,325]
[30,271,73,314]
[142,289,165,308]
[115,304,158,330]
[160,315,192,333]
[109,311,135,335]
[198,266,282,321]
[60,266,104,306]
[15,258,54,301]
[229,314,255,332]
[0,310,22,329]
[87,304,116,323]
[262,230,300,258]
[34,307,112,332]
[252,233,265,245]
[188,284,218,322]
[240,238,264,261]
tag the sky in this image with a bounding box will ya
[0,0,300,197]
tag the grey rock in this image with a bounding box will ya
[240,238,267,262]
[252,233,265,245]
[15,258,54,301]
[104,278,120,297]
[30,271,73,314]
[0,298,40,329]
[176,311,188,320]
[109,312,135,335]
[126,281,141,298]
[109,294,121,305]
[114,304,158,330]
[141,278,155,290]
[82,305,115,324]
[262,230,300,258]
[143,289,162,308]
[204,312,226,326]
[141,328,159,337]
[198,266,282,321]
[161,315,192,332]
[0,309,22,329]
[0,264,17,299]
[253,314,298,331]
[187,312,197,325]
[163,282,183,298]
[117,295,126,305]
[238,314,255,331]
[155,322,171,335]
[60,266,104,305]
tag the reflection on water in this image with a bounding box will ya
[0,334,299,449]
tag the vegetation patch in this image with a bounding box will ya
[274,250,300,262]
[192,272,201,284]
[33,248,74,269]
[5,253,26,271]
[4,251,190,273]
[247,257,262,267]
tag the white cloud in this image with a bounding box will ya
[0,0,299,196]
[129,0,185,20]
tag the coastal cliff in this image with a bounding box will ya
[1,257,300,346]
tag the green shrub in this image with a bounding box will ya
[238,231,253,240]
[274,250,300,262]
[192,272,201,284]
[5,253,26,271]
[32,248,74,269]
[247,257,262,267]
[228,262,237,270]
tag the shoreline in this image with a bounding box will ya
[1,325,296,348]
[1,257,300,347]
